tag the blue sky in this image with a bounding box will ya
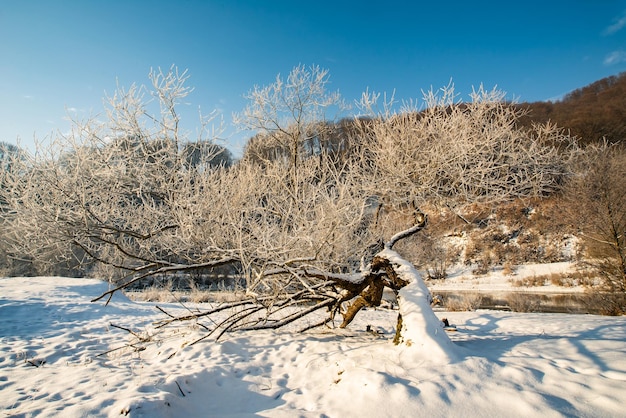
[2,1,626,156]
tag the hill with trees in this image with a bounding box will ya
[516,71,626,145]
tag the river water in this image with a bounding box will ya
[433,290,620,315]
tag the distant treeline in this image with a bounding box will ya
[515,71,626,145]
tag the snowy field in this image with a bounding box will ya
[427,262,583,293]
[1,276,626,417]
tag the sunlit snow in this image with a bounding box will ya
[1,275,625,417]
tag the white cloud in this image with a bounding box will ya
[604,50,626,65]
[603,11,626,35]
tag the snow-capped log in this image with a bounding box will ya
[380,248,459,364]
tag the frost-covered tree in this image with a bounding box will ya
[1,66,577,360]
[1,66,449,358]
[0,142,24,209]
[1,67,232,280]
[355,83,577,220]
[235,64,344,170]
[0,142,30,275]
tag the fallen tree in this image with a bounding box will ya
[133,210,459,362]
[141,213,426,337]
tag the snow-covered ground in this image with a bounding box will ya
[427,262,583,293]
[1,275,626,417]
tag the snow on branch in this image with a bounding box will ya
[384,211,427,250]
